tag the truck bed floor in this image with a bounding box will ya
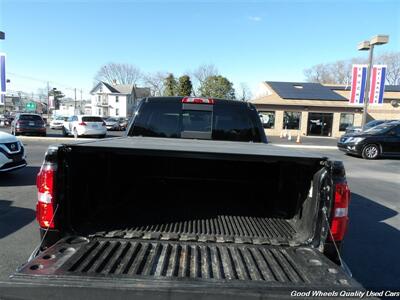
[83,216,299,245]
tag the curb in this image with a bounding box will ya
[271,144,337,150]
[17,136,98,142]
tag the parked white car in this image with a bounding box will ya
[0,131,27,172]
[62,115,107,138]
[50,116,69,129]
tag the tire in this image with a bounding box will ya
[62,127,68,137]
[362,144,380,159]
[99,134,106,139]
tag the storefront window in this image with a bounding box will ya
[259,111,275,129]
[283,111,301,129]
[339,113,354,131]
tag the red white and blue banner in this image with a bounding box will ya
[368,65,386,105]
[349,64,367,105]
[350,64,387,105]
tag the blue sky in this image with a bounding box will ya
[0,0,399,98]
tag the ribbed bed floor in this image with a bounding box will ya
[88,216,298,245]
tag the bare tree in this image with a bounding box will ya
[238,82,252,101]
[303,53,400,85]
[303,63,335,83]
[377,52,400,85]
[143,72,168,96]
[191,64,219,95]
[193,64,219,85]
[95,63,143,85]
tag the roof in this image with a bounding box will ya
[66,136,327,160]
[266,81,347,101]
[113,84,133,94]
[90,81,151,96]
[326,84,400,92]
[101,82,119,93]
[144,96,251,107]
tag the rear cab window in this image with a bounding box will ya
[19,114,43,121]
[129,98,265,142]
[82,116,104,122]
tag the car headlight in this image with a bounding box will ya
[346,137,364,144]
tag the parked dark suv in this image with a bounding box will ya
[338,121,400,159]
[11,113,47,136]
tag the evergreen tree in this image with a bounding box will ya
[163,74,178,96]
[177,75,193,96]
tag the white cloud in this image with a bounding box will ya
[248,16,262,22]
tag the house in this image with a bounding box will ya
[89,81,150,118]
[53,98,90,116]
[251,81,400,138]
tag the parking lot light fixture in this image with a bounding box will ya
[357,41,370,51]
[358,35,389,128]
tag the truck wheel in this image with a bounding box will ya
[362,144,380,159]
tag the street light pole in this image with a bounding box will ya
[361,44,374,128]
[358,35,389,128]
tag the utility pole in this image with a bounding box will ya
[74,88,77,111]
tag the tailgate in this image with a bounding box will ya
[11,237,361,296]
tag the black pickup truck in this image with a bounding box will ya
[3,97,361,299]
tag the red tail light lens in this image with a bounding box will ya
[78,122,87,126]
[36,166,55,229]
[329,183,350,241]
[182,97,214,104]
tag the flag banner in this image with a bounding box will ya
[0,53,6,95]
[368,65,386,105]
[349,64,367,105]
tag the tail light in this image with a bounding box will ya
[78,122,87,126]
[329,183,350,241]
[182,97,214,104]
[36,165,55,229]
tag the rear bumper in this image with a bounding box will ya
[16,127,46,134]
[78,128,107,136]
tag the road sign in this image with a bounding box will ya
[26,102,37,111]
[349,64,367,105]
[368,65,386,105]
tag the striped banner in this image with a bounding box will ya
[349,64,367,105]
[0,53,5,98]
[368,65,386,105]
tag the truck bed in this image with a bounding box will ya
[13,236,358,292]
[83,216,298,245]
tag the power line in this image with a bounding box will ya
[6,71,89,93]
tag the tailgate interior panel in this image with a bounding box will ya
[14,237,356,290]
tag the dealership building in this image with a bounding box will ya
[251,81,400,138]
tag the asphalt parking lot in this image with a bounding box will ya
[0,128,399,290]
